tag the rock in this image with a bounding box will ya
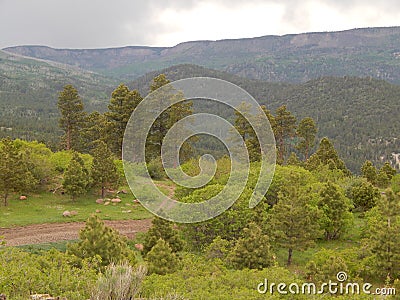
[111,198,122,203]
[19,195,27,200]
[134,243,144,251]
[62,211,71,217]
[70,210,78,216]
[96,199,104,204]
[95,209,101,213]
[104,201,110,206]
[133,199,140,204]
[122,210,132,213]
[125,203,131,206]
[118,189,128,194]
[0,293,6,300]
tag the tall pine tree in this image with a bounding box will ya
[63,152,89,201]
[296,117,317,160]
[91,141,119,198]
[57,85,85,151]
[273,105,297,164]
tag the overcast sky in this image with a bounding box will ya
[1,0,399,49]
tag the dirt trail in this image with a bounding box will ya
[0,219,152,246]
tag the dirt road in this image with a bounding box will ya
[0,219,152,246]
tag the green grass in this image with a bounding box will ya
[0,187,152,228]
[17,240,74,253]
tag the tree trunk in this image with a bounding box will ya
[101,186,105,199]
[287,248,293,266]
[3,193,8,206]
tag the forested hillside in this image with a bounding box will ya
[0,50,117,147]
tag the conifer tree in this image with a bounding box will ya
[306,137,349,174]
[0,138,36,206]
[143,217,184,255]
[273,105,297,164]
[57,85,85,151]
[349,181,380,211]
[229,223,275,270]
[268,175,322,265]
[91,141,119,199]
[67,215,134,267]
[63,152,89,201]
[106,84,142,157]
[318,182,353,240]
[296,117,317,160]
[380,162,397,180]
[365,190,400,280]
[287,152,302,166]
[361,160,377,185]
[81,111,109,152]
[145,238,178,275]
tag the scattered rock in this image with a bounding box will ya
[19,195,27,200]
[133,199,140,204]
[122,210,132,213]
[134,243,144,251]
[70,210,78,216]
[125,203,131,206]
[118,189,128,194]
[95,209,101,213]
[96,198,104,204]
[0,293,6,300]
[62,211,71,217]
[104,201,110,206]
[111,198,122,203]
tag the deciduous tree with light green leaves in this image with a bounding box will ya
[0,138,36,206]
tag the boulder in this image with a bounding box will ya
[96,199,104,204]
[111,198,122,203]
[104,201,110,206]
[62,211,71,217]
[118,189,128,194]
[134,243,144,251]
[0,293,6,300]
[95,209,101,213]
[70,210,78,216]
[19,195,27,200]
[133,199,140,204]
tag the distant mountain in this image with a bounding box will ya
[4,26,400,83]
[131,64,400,172]
[0,50,117,146]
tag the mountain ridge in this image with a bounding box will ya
[4,26,400,83]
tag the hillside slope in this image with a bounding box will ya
[0,50,117,146]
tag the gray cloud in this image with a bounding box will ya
[0,0,399,49]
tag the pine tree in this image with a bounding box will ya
[365,190,400,280]
[349,181,380,211]
[380,162,397,183]
[0,138,36,206]
[146,74,193,162]
[273,105,297,164]
[91,141,119,199]
[268,174,322,265]
[229,223,275,270]
[143,217,184,255]
[81,111,110,152]
[287,152,302,166]
[57,85,85,151]
[361,160,377,185]
[296,117,317,160]
[318,182,353,240]
[106,84,142,157]
[63,152,89,201]
[145,238,178,275]
[67,214,134,267]
[306,137,350,174]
